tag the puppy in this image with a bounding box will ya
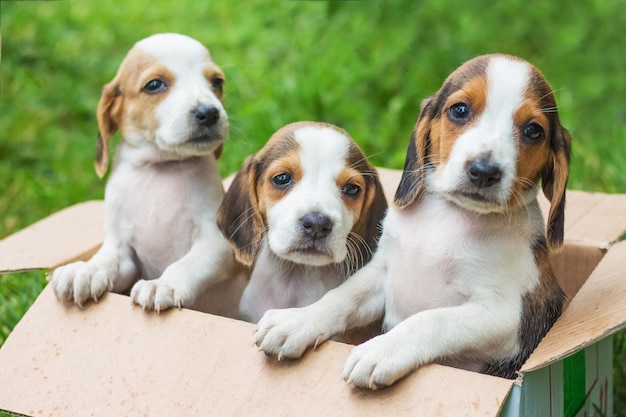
[49,33,246,317]
[255,54,571,387]
[217,121,388,322]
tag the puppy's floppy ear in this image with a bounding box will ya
[394,96,434,209]
[542,120,571,251]
[352,167,388,269]
[95,81,123,178]
[217,156,265,266]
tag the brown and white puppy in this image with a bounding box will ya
[217,121,388,322]
[49,33,246,316]
[255,54,571,387]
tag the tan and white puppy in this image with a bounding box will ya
[217,122,388,322]
[49,33,246,316]
[255,54,571,387]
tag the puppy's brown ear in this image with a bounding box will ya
[394,96,434,209]
[95,81,123,178]
[542,122,571,251]
[352,168,388,269]
[217,156,265,266]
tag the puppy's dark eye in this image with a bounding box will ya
[342,183,361,198]
[143,79,167,94]
[522,122,544,144]
[271,173,292,188]
[211,77,224,92]
[448,102,471,123]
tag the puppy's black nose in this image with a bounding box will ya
[193,105,220,127]
[467,158,502,188]
[300,212,333,240]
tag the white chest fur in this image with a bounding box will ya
[240,245,347,322]
[382,193,542,330]
[105,146,224,279]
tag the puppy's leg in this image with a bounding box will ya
[342,301,518,389]
[255,254,387,360]
[48,241,138,307]
[129,229,233,312]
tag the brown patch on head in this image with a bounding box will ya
[115,50,174,139]
[395,55,492,208]
[512,100,551,192]
[256,149,303,218]
[204,64,225,101]
[431,74,489,176]
[335,166,367,222]
[95,46,174,177]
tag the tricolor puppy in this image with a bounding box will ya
[255,54,571,387]
[49,33,246,316]
[217,122,388,322]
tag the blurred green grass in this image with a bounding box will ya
[1,0,625,414]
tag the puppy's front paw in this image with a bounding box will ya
[130,279,184,313]
[48,261,112,307]
[255,307,334,360]
[342,332,416,390]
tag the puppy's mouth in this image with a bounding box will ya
[447,190,506,213]
[282,241,337,266]
[288,242,332,258]
[186,132,225,146]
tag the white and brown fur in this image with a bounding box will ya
[217,122,388,323]
[49,33,246,317]
[255,54,571,387]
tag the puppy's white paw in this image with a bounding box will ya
[342,332,417,390]
[255,307,334,360]
[48,261,112,307]
[130,279,184,313]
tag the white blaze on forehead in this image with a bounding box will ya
[470,56,530,165]
[294,126,351,182]
[136,33,212,67]
[484,56,530,125]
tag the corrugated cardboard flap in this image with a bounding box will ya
[0,200,104,274]
[0,286,513,416]
[539,189,626,247]
[522,239,626,372]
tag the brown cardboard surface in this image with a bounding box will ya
[0,201,104,274]
[549,243,606,299]
[0,286,513,416]
[523,240,626,372]
[540,190,626,247]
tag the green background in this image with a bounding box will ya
[1,0,625,414]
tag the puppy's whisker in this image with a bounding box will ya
[347,232,371,272]
[227,208,260,241]
[348,151,385,168]
[540,107,558,114]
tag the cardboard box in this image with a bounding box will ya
[1,168,625,417]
